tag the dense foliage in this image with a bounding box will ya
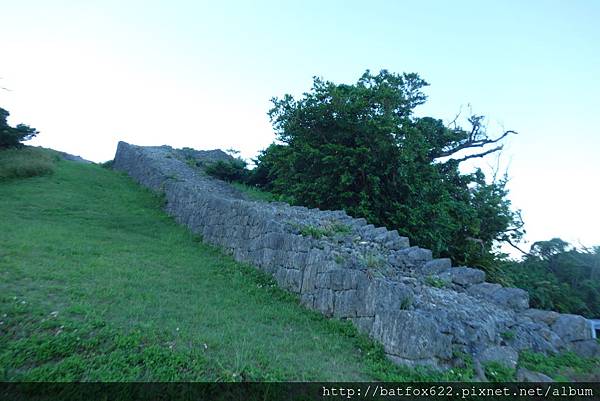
[503,239,600,318]
[204,158,250,183]
[242,71,523,268]
[0,107,38,149]
[204,71,598,317]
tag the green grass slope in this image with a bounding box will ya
[1,152,456,381]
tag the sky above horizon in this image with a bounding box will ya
[2,0,599,255]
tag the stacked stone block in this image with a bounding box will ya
[113,141,599,369]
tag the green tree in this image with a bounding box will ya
[252,70,523,268]
[530,238,570,260]
[204,158,249,183]
[503,240,600,317]
[0,107,39,149]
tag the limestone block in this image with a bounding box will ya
[551,314,593,343]
[477,345,519,370]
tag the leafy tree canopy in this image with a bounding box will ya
[248,70,523,268]
[0,107,39,149]
[503,239,600,317]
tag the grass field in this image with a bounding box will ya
[0,151,460,381]
[0,147,57,180]
[1,148,597,382]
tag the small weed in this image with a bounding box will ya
[399,295,413,310]
[501,330,515,341]
[230,182,288,203]
[334,254,347,264]
[291,220,351,240]
[483,361,515,382]
[425,275,447,288]
[445,351,475,381]
[363,253,384,269]
[185,158,199,169]
[360,251,386,279]
[298,225,328,239]
[325,221,352,236]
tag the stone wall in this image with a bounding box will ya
[113,141,599,369]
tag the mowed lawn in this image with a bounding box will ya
[3,155,449,382]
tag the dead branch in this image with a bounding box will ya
[433,112,517,163]
[436,129,516,159]
[448,106,463,130]
[450,145,505,164]
[506,239,533,258]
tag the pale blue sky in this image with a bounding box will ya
[1,0,598,253]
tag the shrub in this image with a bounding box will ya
[483,361,515,382]
[0,147,56,180]
[298,224,328,239]
[204,159,250,183]
[501,330,515,341]
[231,182,282,203]
[425,275,447,288]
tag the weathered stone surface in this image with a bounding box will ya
[404,247,433,264]
[477,345,519,369]
[569,340,600,358]
[415,287,511,351]
[275,268,302,293]
[333,290,361,318]
[318,269,363,291]
[372,310,452,362]
[496,288,529,311]
[387,354,439,368]
[420,258,452,275]
[468,283,529,311]
[508,323,564,354]
[112,141,596,371]
[521,308,560,325]
[314,289,334,316]
[551,314,593,343]
[441,267,486,286]
[380,230,410,250]
[365,280,414,315]
[516,368,554,382]
[350,317,374,335]
[300,262,318,293]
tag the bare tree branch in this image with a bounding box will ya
[436,129,516,158]
[432,112,518,164]
[448,106,463,130]
[450,145,504,164]
[506,238,533,258]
